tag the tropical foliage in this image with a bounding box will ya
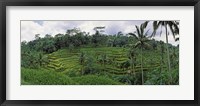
[21,21,179,85]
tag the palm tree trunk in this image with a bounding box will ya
[131,57,135,77]
[104,63,105,70]
[141,48,144,85]
[165,24,172,84]
[160,54,163,84]
[81,66,84,75]
[39,53,42,67]
[131,57,136,84]
[160,44,164,84]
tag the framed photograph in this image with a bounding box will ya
[0,0,199,105]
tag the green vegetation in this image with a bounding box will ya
[21,21,179,85]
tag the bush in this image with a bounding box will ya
[144,68,179,85]
[21,68,76,85]
[81,55,101,75]
[64,69,80,77]
[72,75,122,85]
[112,74,142,85]
[82,66,100,75]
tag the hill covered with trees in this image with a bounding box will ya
[21,21,179,85]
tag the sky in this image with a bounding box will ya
[21,20,179,46]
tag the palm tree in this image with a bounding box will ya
[129,21,151,85]
[101,54,107,71]
[151,21,179,83]
[79,52,85,75]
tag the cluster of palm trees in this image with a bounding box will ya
[129,21,179,84]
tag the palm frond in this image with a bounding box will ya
[140,21,148,35]
[140,24,144,36]
[135,25,141,37]
[159,21,165,26]
[151,21,159,37]
[143,42,152,49]
[142,38,150,42]
[128,33,139,40]
[175,37,179,41]
[168,22,176,39]
[128,44,135,49]
[134,41,141,48]
[144,29,150,37]
[173,22,179,35]
[160,25,163,36]
[142,21,149,29]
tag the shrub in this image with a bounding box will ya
[72,75,122,85]
[144,68,179,85]
[112,74,141,85]
[21,68,76,85]
[64,69,80,77]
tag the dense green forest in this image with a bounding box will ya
[21,21,179,85]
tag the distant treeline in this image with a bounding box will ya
[21,27,177,54]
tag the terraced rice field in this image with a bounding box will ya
[22,47,169,85]
[44,47,162,75]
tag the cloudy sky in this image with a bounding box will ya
[21,20,179,46]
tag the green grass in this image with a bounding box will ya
[21,68,76,85]
[21,68,122,85]
[72,75,123,85]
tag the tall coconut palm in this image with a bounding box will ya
[129,21,151,85]
[151,21,179,83]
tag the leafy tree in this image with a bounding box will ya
[83,55,95,75]
[92,26,105,47]
[107,38,114,47]
[42,39,56,53]
[98,53,107,71]
[35,34,40,40]
[110,33,128,47]
[37,52,49,67]
[68,44,74,53]
[54,34,65,49]
[21,50,47,68]
[45,34,52,38]
[66,28,81,36]
[150,39,158,50]
[34,34,43,51]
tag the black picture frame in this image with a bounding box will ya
[0,0,199,106]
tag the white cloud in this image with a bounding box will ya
[21,21,43,42]
[21,20,179,46]
[153,34,179,46]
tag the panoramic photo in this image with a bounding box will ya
[21,20,179,85]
